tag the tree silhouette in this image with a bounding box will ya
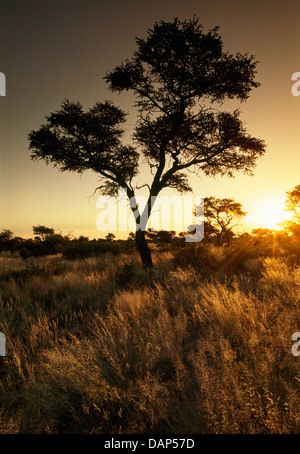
[32,225,55,241]
[28,17,265,268]
[0,229,14,242]
[285,185,300,223]
[0,229,16,254]
[105,233,116,242]
[200,197,247,246]
[127,232,136,241]
[146,229,176,244]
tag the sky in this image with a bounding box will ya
[0,0,299,239]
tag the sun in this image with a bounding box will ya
[254,195,291,230]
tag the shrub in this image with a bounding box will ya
[172,243,221,276]
[62,240,121,259]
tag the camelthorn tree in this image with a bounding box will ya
[29,17,265,268]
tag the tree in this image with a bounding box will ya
[127,232,136,241]
[0,229,14,242]
[285,184,300,223]
[28,17,265,268]
[0,229,15,254]
[77,235,89,242]
[32,225,55,241]
[105,233,116,241]
[145,229,176,244]
[201,197,247,246]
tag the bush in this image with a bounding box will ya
[62,240,121,259]
[19,237,65,258]
[173,243,223,276]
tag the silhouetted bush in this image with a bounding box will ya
[62,240,121,259]
[19,240,48,258]
[18,235,66,258]
[173,243,220,275]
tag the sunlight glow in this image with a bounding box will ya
[254,195,290,230]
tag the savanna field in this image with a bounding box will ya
[0,235,300,434]
[1,10,299,438]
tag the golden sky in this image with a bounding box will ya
[0,0,299,239]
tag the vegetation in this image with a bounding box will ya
[0,207,300,433]
[201,197,247,246]
[28,17,265,268]
[1,12,298,434]
[285,185,300,223]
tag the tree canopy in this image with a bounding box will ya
[200,196,247,245]
[32,225,55,241]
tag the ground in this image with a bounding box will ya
[0,246,300,434]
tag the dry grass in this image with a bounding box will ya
[0,249,300,433]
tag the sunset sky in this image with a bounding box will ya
[0,0,299,239]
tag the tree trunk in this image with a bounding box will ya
[136,229,153,268]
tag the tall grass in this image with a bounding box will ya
[0,249,299,433]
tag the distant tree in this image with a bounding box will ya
[146,229,176,244]
[278,220,300,238]
[26,226,69,256]
[0,229,16,254]
[285,184,300,223]
[77,235,89,242]
[0,229,14,242]
[28,17,265,268]
[201,197,247,246]
[105,233,116,241]
[32,225,55,241]
[127,232,136,241]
